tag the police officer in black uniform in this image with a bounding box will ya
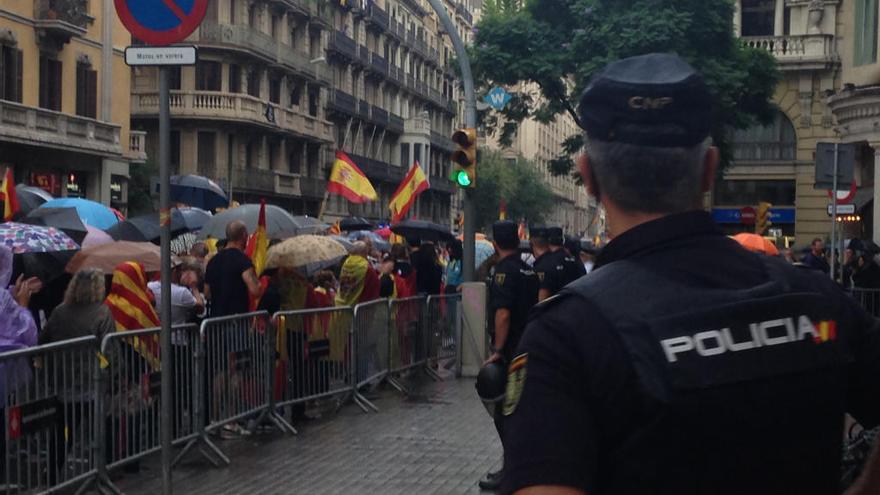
[500,53,880,495]
[482,219,539,491]
[547,226,587,286]
[531,225,566,301]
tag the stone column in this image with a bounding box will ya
[774,0,785,36]
[873,144,880,243]
[733,0,742,37]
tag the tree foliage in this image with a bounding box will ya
[127,160,157,216]
[472,150,555,231]
[470,0,780,177]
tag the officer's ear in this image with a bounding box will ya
[701,146,720,193]
[578,154,600,200]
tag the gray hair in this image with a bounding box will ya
[351,241,369,256]
[585,135,710,214]
[64,268,106,306]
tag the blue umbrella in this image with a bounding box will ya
[475,240,495,269]
[39,198,120,230]
[170,175,228,211]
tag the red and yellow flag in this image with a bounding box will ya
[499,199,507,220]
[246,199,269,276]
[104,261,161,370]
[327,151,378,204]
[389,162,429,223]
[0,168,19,221]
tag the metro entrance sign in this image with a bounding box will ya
[114,0,208,46]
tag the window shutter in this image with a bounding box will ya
[76,64,86,116]
[39,56,48,108]
[51,59,62,111]
[87,69,97,118]
[14,49,22,103]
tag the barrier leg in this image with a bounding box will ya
[177,342,230,467]
[92,357,123,495]
[251,325,296,435]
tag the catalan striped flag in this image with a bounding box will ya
[105,261,161,370]
[0,168,19,221]
[389,162,429,223]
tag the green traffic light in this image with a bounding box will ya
[455,170,472,187]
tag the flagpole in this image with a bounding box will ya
[317,189,331,221]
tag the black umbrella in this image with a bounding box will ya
[15,184,53,216]
[23,207,88,245]
[170,175,228,211]
[197,203,300,240]
[339,216,373,232]
[106,208,211,243]
[390,219,454,242]
[292,215,330,235]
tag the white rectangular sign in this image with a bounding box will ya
[827,203,856,216]
[125,46,197,66]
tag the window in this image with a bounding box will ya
[855,0,879,66]
[308,87,319,117]
[170,130,181,172]
[75,62,97,118]
[0,45,22,102]
[246,139,257,168]
[269,77,280,104]
[228,64,241,93]
[741,0,775,37]
[271,14,279,39]
[247,70,261,97]
[169,66,181,90]
[39,55,62,111]
[196,61,221,91]
[289,80,301,107]
[414,143,422,166]
[230,0,236,24]
[197,132,216,176]
[714,180,796,206]
[288,144,303,174]
[248,3,258,28]
[400,143,410,168]
[731,110,796,161]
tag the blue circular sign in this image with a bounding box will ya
[115,0,207,46]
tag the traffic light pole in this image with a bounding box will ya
[425,0,477,282]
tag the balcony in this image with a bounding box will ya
[357,45,370,66]
[429,176,455,194]
[455,3,473,24]
[358,99,370,119]
[328,31,358,60]
[34,0,90,45]
[371,105,389,126]
[369,52,388,76]
[388,114,404,134]
[130,90,333,142]
[128,130,147,163]
[430,131,454,152]
[348,153,405,184]
[239,169,327,199]
[366,3,389,31]
[327,89,357,116]
[0,100,121,157]
[742,34,838,71]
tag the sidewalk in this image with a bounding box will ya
[115,375,502,494]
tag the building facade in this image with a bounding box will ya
[0,0,143,212]
[714,0,841,244]
[130,0,471,227]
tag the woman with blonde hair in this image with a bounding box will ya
[40,268,115,344]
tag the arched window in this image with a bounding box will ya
[731,110,796,162]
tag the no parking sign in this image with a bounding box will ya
[114,0,208,46]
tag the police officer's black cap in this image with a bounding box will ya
[529,225,548,239]
[578,53,712,148]
[492,220,519,245]
[546,226,564,245]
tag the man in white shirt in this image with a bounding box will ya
[148,257,205,326]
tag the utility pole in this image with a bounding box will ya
[425,0,477,281]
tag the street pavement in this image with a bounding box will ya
[115,374,502,494]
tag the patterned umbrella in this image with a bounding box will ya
[0,222,79,254]
[266,235,348,275]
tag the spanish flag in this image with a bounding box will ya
[389,162,429,223]
[499,199,507,220]
[327,151,378,203]
[246,199,269,276]
[0,168,19,221]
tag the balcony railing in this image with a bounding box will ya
[358,99,370,119]
[131,90,333,142]
[430,130,454,152]
[742,34,837,69]
[328,31,358,60]
[34,0,90,41]
[367,3,389,30]
[371,105,389,126]
[239,168,327,198]
[0,100,121,157]
[388,114,404,134]
[370,52,388,75]
[348,153,405,183]
[327,89,357,116]
[128,130,147,163]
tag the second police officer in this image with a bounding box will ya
[482,219,539,491]
[531,225,566,301]
[547,226,587,286]
[500,53,880,495]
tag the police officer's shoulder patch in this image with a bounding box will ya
[503,353,528,416]
[495,273,506,285]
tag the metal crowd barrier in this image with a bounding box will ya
[351,299,391,412]
[273,306,354,419]
[0,296,464,493]
[98,324,200,473]
[850,288,880,318]
[425,294,462,379]
[0,336,116,494]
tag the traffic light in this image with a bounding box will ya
[451,128,477,188]
[756,202,772,235]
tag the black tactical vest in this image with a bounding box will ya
[559,255,856,495]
